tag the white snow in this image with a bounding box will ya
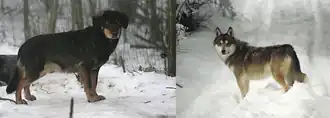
[0,45,175,118]
[177,0,330,117]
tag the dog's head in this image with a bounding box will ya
[213,27,236,59]
[92,10,129,39]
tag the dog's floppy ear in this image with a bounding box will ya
[227,27,233,36]
[119,12,129,29]
[215,27,222,36]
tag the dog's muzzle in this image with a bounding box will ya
[104,28,122,39]
[221,49,229,55]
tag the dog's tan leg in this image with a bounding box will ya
[237,77,249,98]
[15,73,28,104]
[272,71,290,92]
[79,67,105,103]
[90,68,102,97]
[233,69,250,98]
[24,84,36,101]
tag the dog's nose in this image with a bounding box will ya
[221,50,226,54]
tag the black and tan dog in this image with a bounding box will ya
[6,10,129,104]
[0,54,81,85]
[0,55,17,86]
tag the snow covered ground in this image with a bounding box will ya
[177,0,330,117]
[0,44,175,118]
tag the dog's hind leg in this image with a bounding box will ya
[271,57,291,92]
[271,70,290,92]
[24,84,36,101]
[15,69,29,104]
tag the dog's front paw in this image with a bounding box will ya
[25,95,37,101]
[87,95,106,103]
[16,99,28,105]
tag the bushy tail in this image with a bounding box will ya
[285,44,307,83]
[301,73,309,83]
[285,44,301,72]
[6,66,19,94]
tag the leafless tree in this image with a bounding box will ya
[71,0,84,30]
[0,0,4,12]
[69,97,74,118]
[23,0,31,40]
[167,0,176,76]
[48,0,59,33]
[88,0,96,16]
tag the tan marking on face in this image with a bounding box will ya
[103,28,113,39]
[225,40,228,44]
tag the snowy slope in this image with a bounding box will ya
[0,44,175,118]
[177,0,330,117]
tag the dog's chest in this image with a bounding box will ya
[89,40,118,67]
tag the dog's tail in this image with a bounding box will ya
[285,44,307,83]
[6,66,19,94]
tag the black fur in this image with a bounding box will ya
[283,44,302,72]
[0,55,17,86]
[6,10,129,95]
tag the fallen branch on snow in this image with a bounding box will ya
[69,97,74,118]
[166,87,176,89]
[176,83,183,88]
[0,97,16,103]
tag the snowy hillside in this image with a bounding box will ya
[0,44,175,118]
[177,0,330,117]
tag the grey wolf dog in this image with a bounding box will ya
[213,26,308,98]
[6,10,129,104]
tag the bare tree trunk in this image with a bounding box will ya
[167,0,176,77]
[71,0,84,30]
[149,0,162,45]
[76,0,84,29]
[88,0,96,16]
[0,0,4,13]
[42,0,51,13]
[108,0,112,7]
[23,0,30,40]
[71,0,76,30]
[119,56,126,73]
[48,0,59,33]
[112,51,118,65]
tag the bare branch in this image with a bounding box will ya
[69,97,74,118]
[130,44,161,50]
[0,97,16,103]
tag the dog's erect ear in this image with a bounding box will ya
[227,27,233,36]
[215,27,222,36]
[119,12,129,29]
